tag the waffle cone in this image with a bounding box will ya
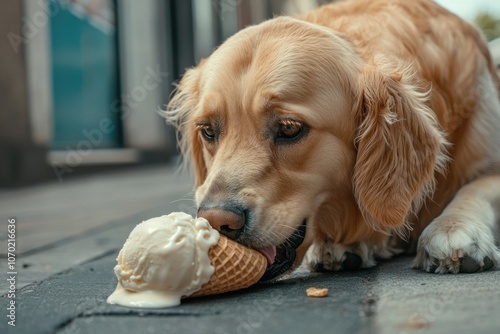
[190,235,267,297]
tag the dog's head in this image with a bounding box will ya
[166,17,445,276]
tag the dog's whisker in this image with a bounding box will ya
[169,198,196,205]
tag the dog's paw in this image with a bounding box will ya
[303,240,378,272]
[413,214,500,273]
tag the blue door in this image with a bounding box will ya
[50,0,120,149]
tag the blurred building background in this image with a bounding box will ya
[1,0,499,187]
[0,0,334,187]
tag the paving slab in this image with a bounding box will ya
[0,164,193,294]
[373,257,500,334]
[0,163,193,255]
[1,163,500,334]
[3,248,374,334]
[4,249,500,334]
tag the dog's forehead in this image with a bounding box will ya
[193,17,359,135]
[199,45,317,114]
[201,18,340,96]
[194,91,273,126]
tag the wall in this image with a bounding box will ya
[0,0,53,186]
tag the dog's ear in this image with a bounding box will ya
[353,60,446,235]
[166,60,207,187]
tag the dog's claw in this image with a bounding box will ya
[342,252,362,271]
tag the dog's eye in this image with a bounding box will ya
[276,119,304,142]
[199,125,216,141]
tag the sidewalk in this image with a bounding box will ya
[1,164,499,334]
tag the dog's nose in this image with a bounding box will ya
[197,205,246,240]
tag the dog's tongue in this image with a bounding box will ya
[257,246,276,265]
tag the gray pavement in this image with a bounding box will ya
[1,164,500,334]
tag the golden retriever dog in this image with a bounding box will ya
[166,0,500,278]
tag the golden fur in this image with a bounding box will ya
[166,0,500,273]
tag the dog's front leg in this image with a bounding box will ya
[301,233,404,272]
[413,174,500,273]
[303,239,377,272]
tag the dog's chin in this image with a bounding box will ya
[257,220,307,282]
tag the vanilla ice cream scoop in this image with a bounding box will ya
[107,212,220,308]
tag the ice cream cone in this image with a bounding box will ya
[190,234,267,297]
